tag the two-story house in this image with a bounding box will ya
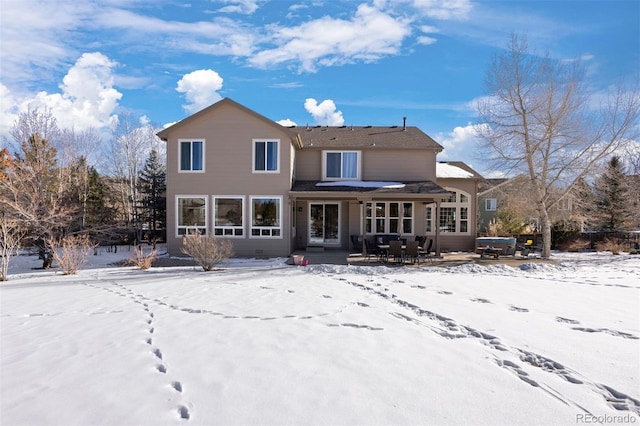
[157,98,483,257]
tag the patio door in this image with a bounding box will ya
[309,203,340,244]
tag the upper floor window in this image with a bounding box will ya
[253,140,279,173]
[323,151,360,180]
[485,198,497,211]
[179,140,204,172]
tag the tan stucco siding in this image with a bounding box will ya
[163,104,295,257]
[362,150,437,181]
[294,148,438,181]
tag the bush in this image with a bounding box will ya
[556,238,591,252]
[595,238,627,255]
[49,234,95,275]
[181,234,233,271]
[126,245,158,270]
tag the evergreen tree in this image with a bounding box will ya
[138,149,166,235]
[593,156,634,231]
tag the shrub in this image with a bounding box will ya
[49,234,95,275]
[181,234,233,271]
[126,245,158,270]
[556,238,591,252]
[595,238,627,255]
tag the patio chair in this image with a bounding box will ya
[420,239,434,263]
[364,238,384,262]
[405,240,420,264]
[388,240,404,264]
[350,234,363,253]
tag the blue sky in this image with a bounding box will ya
[1,0,638,175]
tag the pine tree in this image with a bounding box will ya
[138,149,166,235]
[593,156,634,231]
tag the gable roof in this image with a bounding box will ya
[294,125,443,150]
[156,97,299,141]
[478,175,529,196]
[437,161,483,180]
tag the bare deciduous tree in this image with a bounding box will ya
[0,215,23,281]
[0,109,77,246]
[476,34,640,257]
[107,114,162,241]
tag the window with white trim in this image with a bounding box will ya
[250,197,282,237]
[179,140,204,172]
[177,196,207,236]
[426,189,471,234]
[485,198,497,211]
[365,202,414,234]
[213,197,244,237]
[323,151,360,180]
[253,140,279,172]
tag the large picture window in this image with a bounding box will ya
[426,189,471,234]
[179,140,204,172]
[250,197,282,237]
[213,197,244,237]
[323,151,360,180]
[365,202,413,235]
[253,140,279,172]
[177,196,207,236]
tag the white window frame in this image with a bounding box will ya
[426,188,472,235]
[365,201,414,235]
[178,139,205,173]
[249,196,283,238]
[176,195,208,236]
[252,139,280,173]
[213,196,245,238]
[485,198,497,211]
[322,150,361,181]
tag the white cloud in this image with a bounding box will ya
[412,0,472,20]
[249,4,411,72]
[0,84,19,138]
[417,36,438,45]
[176,70,224,114]
[436,123,481,160]
[217,0,262,14]
[15,52,122,132]
[276,118,297,127]
[304,98,345,126]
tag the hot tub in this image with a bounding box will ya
[475,237,517,254]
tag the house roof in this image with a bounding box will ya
[478,175,528,195]
[156,97,299,141]
[290,180,450,197]
[293,125,443,150]
[437,162,484,180]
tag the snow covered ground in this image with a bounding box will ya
[1,248,639,425]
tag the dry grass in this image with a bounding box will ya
[181,234,234,271]
[49,234,95,275]
[595,238,628,255]
[126,245,158,270]
[556,238,591,252]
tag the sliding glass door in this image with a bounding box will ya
[309,203,340,244]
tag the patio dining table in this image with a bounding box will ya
[377,244,424,263]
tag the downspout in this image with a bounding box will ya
[360,200,366,256]
[435,199,441,256]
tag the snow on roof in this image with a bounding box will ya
[437,163,474,178]
[315,180,406,189]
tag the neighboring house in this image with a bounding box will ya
[478,175,580,235]
[157,98,483,257]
